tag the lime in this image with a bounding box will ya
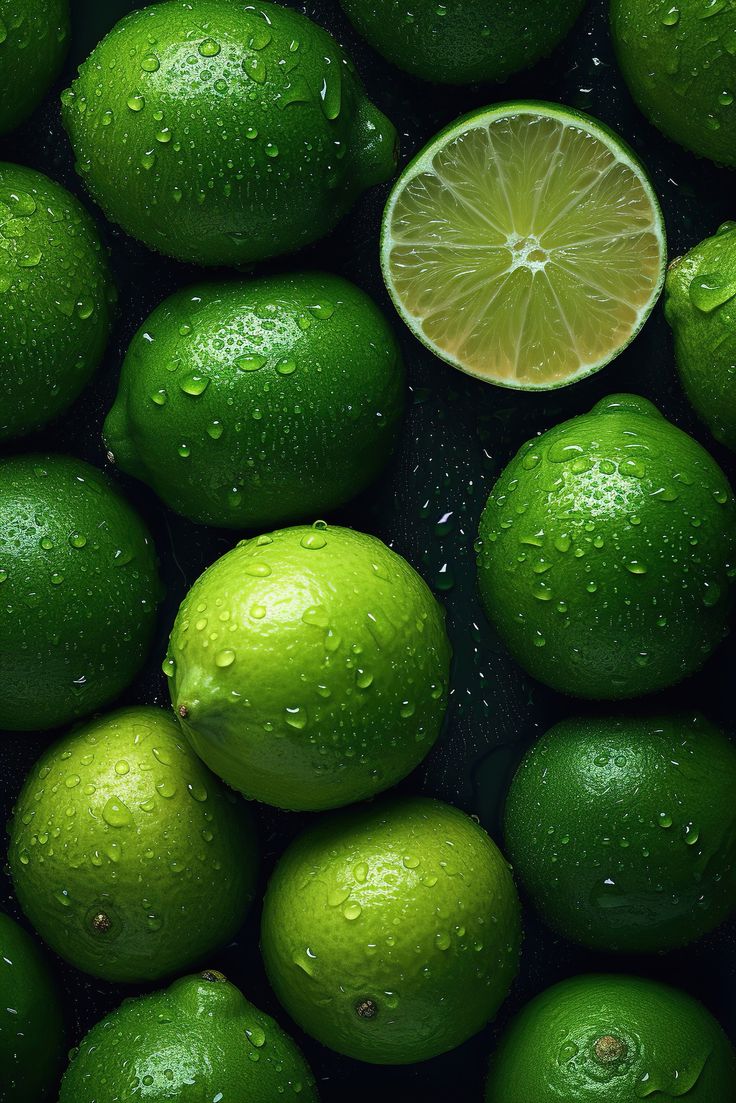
[62,0,397,266]
[505,713,736,952]
[261,795,521,1064]
[0,913,64,1103]
[476,394,736,698]
[485,974,736,1102]
[340,0,585,84]
[8,707,258,983]
[381,102,665,389]
[0,455,162,731]
[59,971,318,1102]
[0,164,115,441]
[665,221,736,450]
[167,523,451,810]
[0,0,69,135]
[611,0,736,167]
[104,273,406,528]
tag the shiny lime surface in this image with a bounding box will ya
[0,0,69,135]
[59,972,318,1101]
[0,163,115,441]
[485,974,736,1102]
[168,524,451,810]
[505,713,736,952]
[0,913,64,1103]
[62,0,397,265]
[104,273,405,528]
[0,455,161,731]
[262,796,521,1064]
[477,394,736,698]
[8,707,258,982]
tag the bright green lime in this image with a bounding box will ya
[8,707,258,982]
[59,971,318,1102]
[0,455,161,731]
[0,0,69,135]
[262,796,521,1064]
[168,524,451,811]
[485,974,736,1102]
[341,0,585,84]
[104,273,405,528]
[611,0,736,166]
[62,0,397,265]
[0,164,115,441]
[665,221,736,450]
[477,394,736,698]
[0,913,64,1103]
[505,714,736,952]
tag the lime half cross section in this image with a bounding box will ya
[381,102,666,389]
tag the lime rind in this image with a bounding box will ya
[381,101,667,390]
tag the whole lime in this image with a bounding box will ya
[0,913,64,1103]
[167,524,451,810]
[104,273,405,528]
[8,707,258,983]
[59,971,318,1102]
[261,796,521,1064]
[611,0,736,166]
[505,713,736,953]
[61,0,397,266]
[0,164,115,441]
[340,0,585,84]
[0,455,161,731]
[665,222,736,450]
[0,0,69,135]
[476,394,736,698]
[485,974,736,1102]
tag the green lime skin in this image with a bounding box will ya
[103,273,406,528]
[476,394,736,699]
[8,707,258,983]
[0,0,70,135]
[58,971,318,1102]
[0,455,161,731]
[665,222,736,451]
[505,714,736,953]
[61,0,398,266]
[262,796,521,1065]
[485,974,736,1102]
[0,164,115,441]
[167,524,451,811]
[340,0,585,84]
[0,913,65,1103]
[611,0,736,167]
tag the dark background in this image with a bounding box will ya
[1,0,735,1098]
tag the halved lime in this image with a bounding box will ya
[381,102,666,390]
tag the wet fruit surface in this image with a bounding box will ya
[261,795,521,1064]
[0,162,115,440]
[0,912,65,1103]
[477,394,736,698]
[484,974,736,1102]
[104,272,406,528]
[8,706,258,982]
[666,221,736,450]
[611,0,736,167]
[504,713,736,952]
[339,0,586,84]
[168,523,452,810]
[61,0,398,265]
[0,0,69,135]
[58,971,318,1101]
[0,455,162,730]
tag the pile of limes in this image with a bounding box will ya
[1,0,736,1100]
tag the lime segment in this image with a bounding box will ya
[382,103,666,389]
